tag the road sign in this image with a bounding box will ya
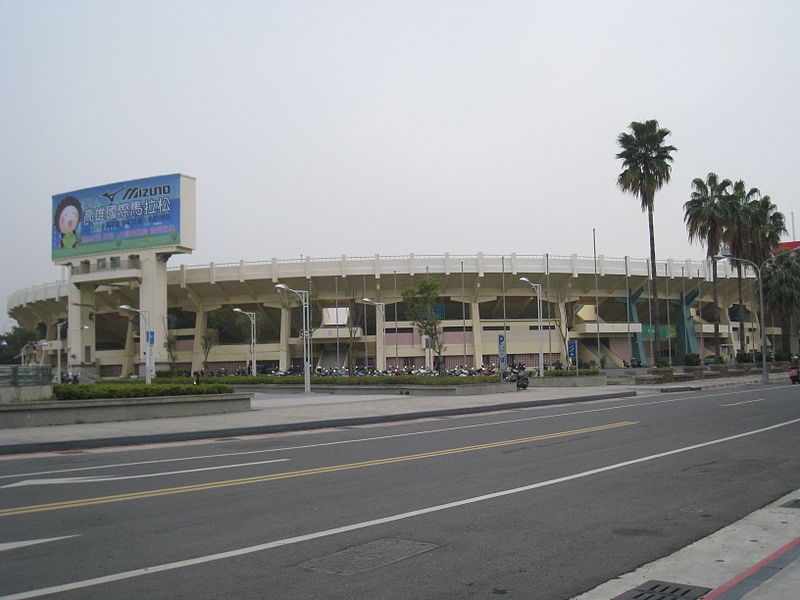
[498,334,507,371]
[147,331,155,345]
[567,339,577,359]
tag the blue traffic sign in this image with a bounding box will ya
[567,339,577,359]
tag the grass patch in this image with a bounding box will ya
[544,369,600,377]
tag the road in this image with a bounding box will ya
[1,383,799,599]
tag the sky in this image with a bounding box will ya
[1,0,798,324]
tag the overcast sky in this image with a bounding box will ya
[2,0,798,324]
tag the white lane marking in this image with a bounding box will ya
[2,417,798,600]
[1,459,289,488]
[722,398,766,407]
[0,536,80,552]
[1,384,790,480]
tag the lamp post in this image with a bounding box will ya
[713,245,800,384]
[519,277,545,378]
[120,305,152,384]
[363,298,386,371]
[233,308,257,376]
[276,284,311,393]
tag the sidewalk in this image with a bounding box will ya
[0,374,776,455]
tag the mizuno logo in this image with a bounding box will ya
[102,187,124,202]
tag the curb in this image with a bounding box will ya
[0,390,638,455]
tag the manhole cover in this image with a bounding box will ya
[612,580,711,600]
[299,538,438,576]
[781,499,800,509]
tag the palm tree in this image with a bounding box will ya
[763,252,800,355]
[746,194,786,267]
[617,120,677,364]
[684,172,732,358]
[725,181,762,354]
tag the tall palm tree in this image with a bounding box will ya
[746,194,786,266]
[617,120,677,364]
[684,172,732,358]
[725,180,761,354]
[763,252,800,354]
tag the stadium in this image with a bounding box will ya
[7,174,796,378]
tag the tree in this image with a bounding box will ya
[616,120,677,363]
[684,172,733,357]
[402,278,446,372]
[201,332,215,371]
[0,326,39,364]
[344,292,363,374]
[163,333,178,370]
[725,181,762,352]
[762,252,800,354]
[746,194,786,267]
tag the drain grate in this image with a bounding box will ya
[612,580,711,600]
[299,538,438,576]
[781,499,800,509]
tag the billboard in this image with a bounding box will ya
[52,173,193,261]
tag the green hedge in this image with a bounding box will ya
[544,369,600,377]
[150,374,502,386]
[53,383,233,401]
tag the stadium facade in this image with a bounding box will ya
[8,174,796,378]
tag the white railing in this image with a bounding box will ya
[9,253,755,311]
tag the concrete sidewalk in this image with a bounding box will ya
[0,374,779,455]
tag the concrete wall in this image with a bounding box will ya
[0,393,251,428]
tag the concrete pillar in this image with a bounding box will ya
[557,300,569,363]
[470,301,483,367]
[191,305,206,372]
[138,250,169,366]
[121,319,135,378]
[375,306,386,370]
[67,283,96,372]
[279,306,291,371]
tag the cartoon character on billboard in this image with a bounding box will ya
[54,196,82,249]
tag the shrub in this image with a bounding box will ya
[123,375,503,386]
[53,383,232,401]
[774,351,791,362]
[713,356,725,365]
[544,369,600,377]
[684,353,701,366]
[736,351,753,363]
[655,359,669,368]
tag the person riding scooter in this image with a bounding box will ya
[790,355,800,385]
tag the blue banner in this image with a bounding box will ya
[52,174,181,260]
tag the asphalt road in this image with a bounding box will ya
[1,383,799,599]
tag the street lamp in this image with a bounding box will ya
[233,308,257,376]
[363,298,386,371]
[519,277,545,378]
[275,284,311,393]
[713,245,800,385]
[120,304,153,384]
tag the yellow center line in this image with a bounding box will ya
[0,421,637,517]
[722,398,765,407]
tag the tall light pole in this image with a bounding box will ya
[519,277,545,378]
[120,305,152,384]
[276,284,311,393]
[233,308,257,376]
[714,245,800,384]
[363,298,386,371]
